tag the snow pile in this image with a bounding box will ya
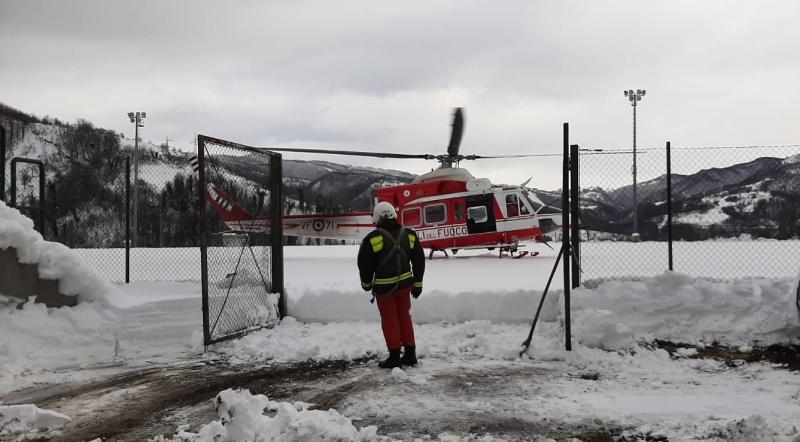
[571,272,800,347]
[0,404,71,440]
[721,415,782,441]
[289,288,551,324]
[219,317,386,363]
[218,317,566,364]
[0,295,121,393]
[152,388,378,441]
[219,271,800,365]
[0,200,122,305]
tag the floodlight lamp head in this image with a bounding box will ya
[641,89,646,96]
[128,112,135,122]
[624,90,629,96]
[636,89,642,94]
[141,112,147,118]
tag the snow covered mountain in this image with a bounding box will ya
[0,104,414,247]
[581,155,800,240]
[5,102,798,244]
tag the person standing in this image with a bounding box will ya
[358,201,425,369]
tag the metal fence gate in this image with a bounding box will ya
[198,135,284,346]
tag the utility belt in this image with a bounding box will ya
[370,272,414,303]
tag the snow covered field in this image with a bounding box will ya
[2,202,800,440]
[74,239,800,286]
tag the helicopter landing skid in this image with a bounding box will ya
[428,249,449,260]
[499,245,539,259]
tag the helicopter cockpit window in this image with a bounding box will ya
[467,206,488,223]
[505,194,520,217]
[424,204,447,225]
[519,196,530,215]
[523,190,545,213]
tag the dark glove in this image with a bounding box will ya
[361,282,372,292]
[411,286,422,299]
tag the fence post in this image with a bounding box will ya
[125,155,131,284]
[570,144,580,288]
[270,153,286,318]
[1,125,5,202]
[10,158,46,235]
[198,136,211,347]
[562,123,572,351]
[666,141,673,271]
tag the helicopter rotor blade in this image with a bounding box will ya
[259,146,436,160]
[446,108,464,159]
[461,153,561,160]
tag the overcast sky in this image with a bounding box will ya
[2,0,799,188]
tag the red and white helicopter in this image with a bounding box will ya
[206,108,562,258]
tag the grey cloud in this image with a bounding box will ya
[2,0,800,189]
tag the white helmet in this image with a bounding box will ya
[372,201,397,224]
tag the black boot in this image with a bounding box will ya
[402,345,417,367]
[378,349,403,369]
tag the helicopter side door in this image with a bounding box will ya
[465,194,496,234]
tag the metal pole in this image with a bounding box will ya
[570,144,580,289]
[562,123,571,351]
[666,141,673,271]
[159,191,164,248]
[38,162,45,237]
[9,158,16,208]
[270,153,286,318]
[125,156,131,284]
[0,125,6,202]
[198,136,210,346]
[133,121,139,247]
[632,102,638,237]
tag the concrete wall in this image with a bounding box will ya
[0,247,78,307]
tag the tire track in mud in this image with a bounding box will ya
[2,358,371,441]
[3,359,626,441]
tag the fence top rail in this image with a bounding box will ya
[198,134,283,159]
[582,143,800,152]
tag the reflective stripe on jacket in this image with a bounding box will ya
[357,219,425,295]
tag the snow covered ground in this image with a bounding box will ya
[2,202,800,440]
[74,239,800,286]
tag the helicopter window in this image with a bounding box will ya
[467,206,488,223]
[505,194,520,217]
[402,207,422,227]
[424,204,447,225]
[524,190,545,213]
[519,197,530,215]
[454,201,465,221]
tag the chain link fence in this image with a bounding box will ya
[56,155,130,282]
[198,135,283,345]
[45,148,199,283]
[578,143,800,280]
[127,148,201,281]
[1,118,204,283]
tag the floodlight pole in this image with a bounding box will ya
[624,89,645,238]
[128,111,146,246]
[633,101,637,235]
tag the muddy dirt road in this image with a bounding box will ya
[2,357,623,441]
